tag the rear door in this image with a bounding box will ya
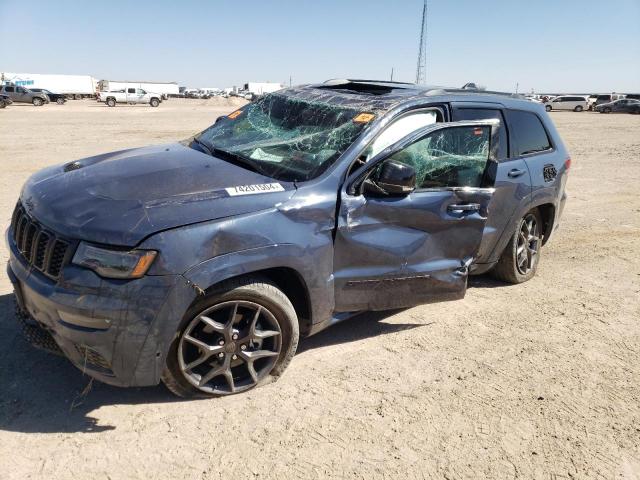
[451,103,531,265]
[504,109,558,205]
[126,87,136,103]
[333,121,499,312]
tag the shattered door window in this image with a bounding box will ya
[195,93,370,181]
[387,126,491,188]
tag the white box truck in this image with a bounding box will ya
[0,72,97,99]
[244,82,283,95]
[98,80,179,99]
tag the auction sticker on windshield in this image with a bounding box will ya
[225,183,285,196]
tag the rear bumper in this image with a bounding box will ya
[6,230,196,387]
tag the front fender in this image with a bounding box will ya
[183,243,335,327]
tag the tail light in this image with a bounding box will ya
[564,157,571,170]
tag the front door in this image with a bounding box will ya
[135,89,147,103]
[15,86,29,103]
[333,121,499,312]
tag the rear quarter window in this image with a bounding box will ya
[505,110,551,157]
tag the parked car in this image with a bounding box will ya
[29,88,67,105]
[592,94,624,110]
[96,88,162,107]
[595,98,640,114]
[0,93,12,108]
[544,95,588,112]
[0,85,50,106]
[7,80,570,397]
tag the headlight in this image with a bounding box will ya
[72,242,157,279]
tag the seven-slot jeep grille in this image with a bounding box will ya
[10,203,72,281]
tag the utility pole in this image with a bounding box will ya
[390,67,394,82]
[415,0,428,84]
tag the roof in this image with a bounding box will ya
[275,79,533,113]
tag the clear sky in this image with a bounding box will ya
[1,0,639,93]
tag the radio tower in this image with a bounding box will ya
[415,0,428,84]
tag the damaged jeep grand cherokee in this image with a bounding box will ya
[6,79,569,397]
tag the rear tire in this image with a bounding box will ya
[56,97,65,105]
[491,209,543,284]
[32,97,44,106]
[574,105,583,112]
[150,98,160,107]
[161,276,299,398]
[106,97,116,107]
[0,100,5,109]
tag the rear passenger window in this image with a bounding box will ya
[127,88,135,94]
[506,110,551,156]
[5,86,14,92]
[453,108,508,159]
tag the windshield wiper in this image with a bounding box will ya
[191,137,213,156]
[210,147,270,176]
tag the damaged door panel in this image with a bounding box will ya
[333,120,499,312]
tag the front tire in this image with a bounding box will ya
[491,209,543,284]
[603,107,611,114]
[162,276,299,398]
[32,97,44,106]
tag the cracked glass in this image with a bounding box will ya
[195,93,370,182]
[387,125,491,188]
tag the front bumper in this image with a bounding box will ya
[6,230,196,387]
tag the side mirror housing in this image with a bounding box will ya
[374,160,416,195]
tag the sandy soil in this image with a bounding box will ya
[0,99,638,480]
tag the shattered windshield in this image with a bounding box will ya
[193,93,370,181]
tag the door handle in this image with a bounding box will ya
[508,168,526,178]
[448,203,481,214]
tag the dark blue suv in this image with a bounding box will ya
[6,80,570,397]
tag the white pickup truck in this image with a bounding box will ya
[97,87,162,107]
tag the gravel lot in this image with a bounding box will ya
[0,100,638,480]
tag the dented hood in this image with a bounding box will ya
[20,143,296,246]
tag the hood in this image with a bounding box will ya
[21,143,296,245]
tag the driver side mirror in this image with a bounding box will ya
[372,159,416,196]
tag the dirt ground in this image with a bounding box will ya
[0,99,638,480]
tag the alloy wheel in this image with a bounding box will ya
[178,300,282,395]
[515,214,540,275]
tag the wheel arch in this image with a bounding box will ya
[199,267,312,335]
[485,200,556,264]
[536,202,555,245]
